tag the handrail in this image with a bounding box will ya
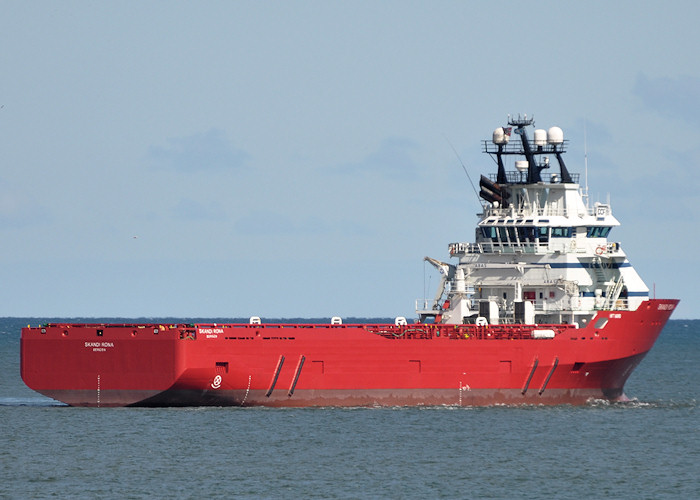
[482,204,608,218]
[449,241,549,255]
[487,171,580,184]
[364,323,577,341]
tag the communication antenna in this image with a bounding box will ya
[583,120,590,207]
[443,135,482,206]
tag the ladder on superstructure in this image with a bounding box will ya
[603,276,626,310]
[590,257,625,310]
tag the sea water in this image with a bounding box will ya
[1,318,697,499]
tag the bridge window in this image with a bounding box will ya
[517,226,536,242]
[551,227,573,238]
[481,227,496,239]
[480,227,500,243]
[587,227,612,238]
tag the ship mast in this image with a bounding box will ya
[482,114,574,205]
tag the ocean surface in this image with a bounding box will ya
[1,318,697,499]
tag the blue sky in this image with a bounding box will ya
[1,2,698,319]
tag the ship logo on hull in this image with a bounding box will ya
[211,375,222,389]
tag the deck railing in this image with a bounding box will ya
[482,204,609,219]
[364,323,578,341]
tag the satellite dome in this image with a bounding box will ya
[547,126,564,145]
[534,129,547,147]
[492,127,510,145]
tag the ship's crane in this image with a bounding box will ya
[424,256,455,305]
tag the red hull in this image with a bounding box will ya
[21,299,678,407]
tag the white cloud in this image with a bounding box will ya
[233,209,330,236]
[0,185,51,229]
[171,198,227,221]
[634,74,700,124]
[148,129,249,172]
[333,137,422,181]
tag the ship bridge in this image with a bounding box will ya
[418,115,650,326]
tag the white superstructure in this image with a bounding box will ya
[418,115,649,326]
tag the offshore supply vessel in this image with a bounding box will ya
[21,116,678,407]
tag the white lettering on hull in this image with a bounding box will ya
[198,327,224,339]
[84,341,115,352]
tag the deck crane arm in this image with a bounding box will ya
[424,256,456,305]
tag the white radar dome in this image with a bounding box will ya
[547,126,564,145]
[515,160,529,172]
[534,129,547,146]
[492,127,510,145]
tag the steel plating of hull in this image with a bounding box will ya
[20,299,678,407]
